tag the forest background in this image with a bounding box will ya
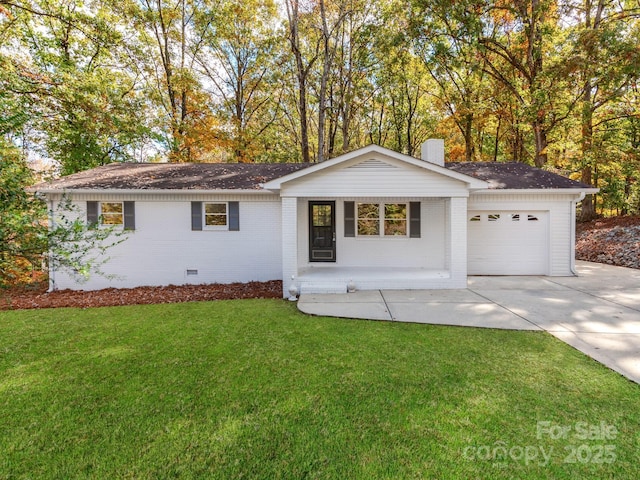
[1,0,639,284]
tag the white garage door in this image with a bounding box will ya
[468,211,549,275]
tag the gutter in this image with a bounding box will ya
[570,191,588,276]
[472,188,600,195]
[29,188,276,196]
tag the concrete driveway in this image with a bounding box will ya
[298,261,640,384]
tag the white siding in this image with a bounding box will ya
[468,193,577,276]
[293,197,468,292]
[46,183,582,294]
[296,198,446,270]
[281,155,470,198]
[51,195,282,290]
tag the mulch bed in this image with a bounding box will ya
[1,280,283,311]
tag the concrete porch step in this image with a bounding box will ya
[295,267,458,292]
[299,282,347,295]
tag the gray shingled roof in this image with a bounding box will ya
[33,160,591,192]
[445,162,591,189]
[34,162,312,191]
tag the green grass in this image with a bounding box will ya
[1,300,639,479]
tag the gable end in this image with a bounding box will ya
[347,158,397,170]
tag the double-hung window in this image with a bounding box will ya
[100,202,124,225]
[204,202,228,228]
[383,203,407,235]
[87,201,135,230]
[191,201,239,231]
[357,203,380,235]
[356,203,407,236]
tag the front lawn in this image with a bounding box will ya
[1,300,639,479]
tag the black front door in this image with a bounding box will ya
[309,201,336,262]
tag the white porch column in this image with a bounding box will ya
[281,196,298,297]
[449,196,468,287]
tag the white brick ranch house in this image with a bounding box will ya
[33,142,597,297]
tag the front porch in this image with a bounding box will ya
[281,195,471,296]
[260,144,493,297]
[296,266,452,294]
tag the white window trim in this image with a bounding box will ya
[99,201,124,227]
[356,202,409,237]
[203,201,229,230]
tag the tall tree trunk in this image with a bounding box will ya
[579,82,597,221]
[317,0,344,162]
[341,28,353,153]
[341,99,351,151]
[146,0,191,162]
[493,116,501,161]
[235,81,244,161]
[578,0,600,221]
[285,0,311,163]
[317,28,329,163]
[622,174,632,215]
[532,120,548,167]
[512,126,524,163]
[298,71,311,163]
[463,112,474,162]
[179,0,190,162]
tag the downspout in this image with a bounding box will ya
[48,198,56,292]
[570,192,586,276]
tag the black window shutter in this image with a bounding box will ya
[344,201,355,237]
[191,202,202,231]
[228,201,239,231]
[87,201,99,225]
[123,201,135,230]
[410,202,421,238]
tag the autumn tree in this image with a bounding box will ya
[559,0,640,219]
[476,1,564,165]
[129,0,218,162]
[322,0,379,156]
[0,132,127,286]
[411,0,492,161]
[1,0,640,214]
[283,0,321,162]
[194,0,281,162]
[2,0,154,173]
